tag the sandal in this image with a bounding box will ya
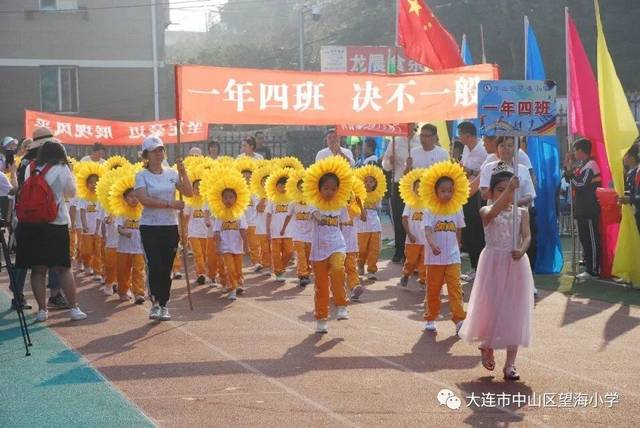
[503,365,520,381]
[478,347,495,371]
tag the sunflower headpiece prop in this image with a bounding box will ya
[355,164,387,204]
[214,156,235,168]
[104,155,131,171]
[420,161,470,216]
[275,156,304,171]
[184,164,206,208]
[109,171,142,220]
[399,168,427,209]
[96,167,124,215]
[234,156,256,177]
[285,168,307,204]
[183,154,205,172]
[250,164,272,199]
[347,176,367,217]
[202,167,251,221]
[265,167,293,204]
[75,161,105,202]
[303,156,353,211]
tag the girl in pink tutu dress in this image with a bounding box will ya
[458,168,534,381]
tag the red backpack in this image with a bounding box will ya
[16,162,58,224]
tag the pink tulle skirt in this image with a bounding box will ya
[458,248,534,349]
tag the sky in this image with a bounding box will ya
[169,0,227,32]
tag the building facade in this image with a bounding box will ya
[0,0,172,139]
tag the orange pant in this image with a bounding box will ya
[345,252,360,290]
[247,226,260,264]
[206,238,226,283]
[424,264,465,323]
[103,247,118,285]
[69,229,79,261]
[222,253,243,291]
[189,237,208,276]
[117,253,145,297]
[80,234,103,275]
[357,232,380,273]
[403,244,427,282]
[271,238,294,275]
[313,252,348,320]
[294,241,311,278]
[256,234,271,269]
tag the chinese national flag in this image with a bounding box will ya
[398,0,463,70]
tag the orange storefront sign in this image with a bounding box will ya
[24,110,207,146]
[176,64,499,126]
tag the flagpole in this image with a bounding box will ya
[565,7,577,275]
[480,24,487,64]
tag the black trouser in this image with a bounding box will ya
[462,193,485,270]
[527,207,537,272]
[388,183,406,258]
[576,215,600,276]
[140,225,180,307]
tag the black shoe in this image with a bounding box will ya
[236,287,245,295]
[299,277,311,287]
[400,275,409,287]
[11,295,32,310]
[48,293,70,309]
[391,254,403,264]
[134,295,145,305]
[196,275,206,285]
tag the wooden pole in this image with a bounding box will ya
[175,65,194,311]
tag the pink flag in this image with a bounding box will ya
[567,13,617,277]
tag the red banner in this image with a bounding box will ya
[336,123,408,137]
[177,64,499,126]
[24,110,208,146]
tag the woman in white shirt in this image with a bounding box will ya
[134,136,192,321]
[237,137,264,160]
[15,140,87,322]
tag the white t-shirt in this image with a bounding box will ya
[186,205,210,239]
[315,147,355,166]
[214,216,248,254]
[117,217,144,254]
[310,208,350,261]
[135,168,179,226]
[423,210,465,265]
[24,163,76,225]
[461,141,488,174]
[104,218,119,248]
[267,202,292,238]
[69,198,83,229]
[479,161,536,204]
[80,156,106,164]
[237,152,264,160]
[254,199,268,235]
[0,172,12,196]
[341,215,359,253]
[410,145,449,169]
[291,202,313,243]
[245,195,259,227]
[78,199,102,235]
[381,135,420,183]
[355,202,382,233]
[402,206,427,245]
[482,150,532,171]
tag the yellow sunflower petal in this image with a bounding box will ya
[265,167,293,204]
[285,169,307,204]
[202,167,251,221]
[96,167,126,214]
[399,168,427,209]
[419,161,470,216]
[109,171,142,220]
[347,176,368,217]
[103,155,131,171]
[250,164,272,199]
[234,156,256,176]
[355,164,388,204]
[275,156,304,170]
[303,156,353,211]
[184,163,206,208]
[75,161,105,202]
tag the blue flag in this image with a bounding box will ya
[452,35,479,137]
[525,21,564,274]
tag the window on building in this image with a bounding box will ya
[40,66,79,113]
[40,0,79,11]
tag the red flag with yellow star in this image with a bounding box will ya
[398,0,463,70]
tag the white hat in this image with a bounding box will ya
[188,147,202,156]
[142,136,164,152]
[2,136,17,148]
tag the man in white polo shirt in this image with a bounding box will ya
[405,123,449,171]
[315,128,355,166]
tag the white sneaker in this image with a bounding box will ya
[367,273,377,281]
[70,306,87,321]
[159,307,171,321]
[149,305,161,320]
[350,285,364,301]
[316,319,328,333]
[172,272,183,280]
[336,306,349,320]
[35,309,48,322]
[533,287,539,296]
[424,321,437,332]
[102,285,114,296]
[576,272,593,282]
[227,290,237,300]
[462,270,476,282]
[455,320,464,336]
[275,274,286,283]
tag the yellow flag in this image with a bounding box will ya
[595,0,640,283]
